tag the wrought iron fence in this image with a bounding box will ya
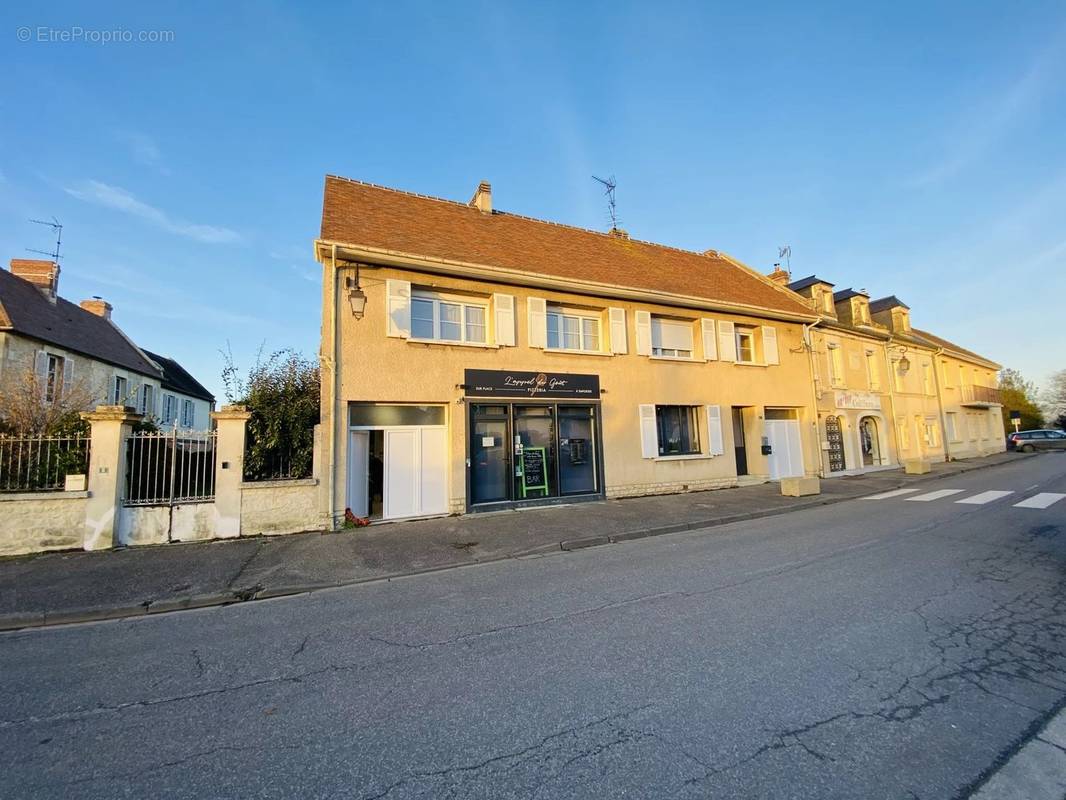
[243,446,312,482]
[0,434,90,493]
[123,429,217,506]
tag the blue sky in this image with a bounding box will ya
[2,1,1064,400]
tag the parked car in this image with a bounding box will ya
[1007,429,1066,452]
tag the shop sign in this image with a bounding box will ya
[834,390,881,410]
[464,369,600,399]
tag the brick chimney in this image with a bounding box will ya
[80,297,113,320]
[768,264,791,285]
[608,227,630,240]
[470,181,492,214]
[10,259,60,300]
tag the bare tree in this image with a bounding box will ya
[0,365,96,434]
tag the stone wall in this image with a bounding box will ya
[0,492,87,557]
[240,479,323,536]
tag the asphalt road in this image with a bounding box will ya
[3,455,1065,799]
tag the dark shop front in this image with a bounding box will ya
[464,369,604,510]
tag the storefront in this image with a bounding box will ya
[464,369,604,511]
[821,390,892,474]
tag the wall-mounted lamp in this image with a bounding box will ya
[890,345,911,375]
[345,267,367,319]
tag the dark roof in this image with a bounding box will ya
[142,349,215,402]
[870,295,910,313]
[833,288,869,302]
[0,268,159,376]
[787,275,835,292]
[320,176,814,318]
[909,328,1000,369]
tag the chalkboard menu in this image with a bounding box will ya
[520,447,548,497]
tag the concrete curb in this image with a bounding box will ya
[0,454,1026,632]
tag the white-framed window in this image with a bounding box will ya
[410,292,487,344]
[941,360,952,388]
[112,375,128,405]
[655,405,701,456]
[44,354,63,403]
[735,326,756,364]
[546,308,601,352]
[827,342,845,387]
[924,419,939,448]
[958,364,966,387]
[651,317,693,359]
[865,350,880,390]
[821,289,834,314]
[162,394,177,425]
[140,384,155,416]
[945,412,959,443]
[853,300,870,324]
[181,399,195,428]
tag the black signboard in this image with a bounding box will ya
[464,369,600,399]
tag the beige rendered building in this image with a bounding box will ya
[315,176,823,524]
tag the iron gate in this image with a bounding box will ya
[123,429,217,506]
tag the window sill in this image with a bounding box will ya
[408,338,499,350]
[649,355,698,363]
[654,453,716,462]
[734,361,769,368]
[544,348,613,357]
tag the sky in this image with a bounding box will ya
[1,1,1064,401]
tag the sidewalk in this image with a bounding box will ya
[0,452,1024,630]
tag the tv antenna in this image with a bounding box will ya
[777,245,791,271]
[27,217,63,263]
[592,175,619,231]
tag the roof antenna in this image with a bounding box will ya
[592,175,619,231]
[777,245,791,272]
[27,217,63,263]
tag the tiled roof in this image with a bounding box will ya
[320,176,814,318]
[0,268,159,376]
[788,275,834,291]
[910,328,1000,368]
[870,295,909,313]
[833,288,868,302]
[142,349,215,402]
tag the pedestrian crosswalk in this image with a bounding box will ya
[863,487,1064,510]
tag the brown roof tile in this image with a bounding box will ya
[320,176,813,318]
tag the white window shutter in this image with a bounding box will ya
[635,310,652,356]
[385,279,411,338]
[639,404,658,458]
[701,319,718,360]
[34,351,48,398]
[706,405,724,456]
[608,307,628,354]
[527,297,547,348]
[718,320,737,362]
[493,293,516,346]
[62,358,73,396]
[762,326,779,365]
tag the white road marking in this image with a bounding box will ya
[907,489,966,502]
[1014,493,1066,510]
[863,488,922,500]
[956,490,1014,505]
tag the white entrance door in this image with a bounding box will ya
[347,431,370,517]
[766,420,804,479]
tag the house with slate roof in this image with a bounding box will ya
[0,259,214,430]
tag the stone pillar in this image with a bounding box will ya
[211,405,252,539]
[81,405,143,551]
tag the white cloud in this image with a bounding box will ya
[116,131,170,174]
[65,180,241,244]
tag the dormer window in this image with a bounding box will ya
[853,299,870,324]
[821,290,834,314]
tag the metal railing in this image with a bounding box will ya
[243,447,313,482]
[961,385,1002,405]
[123,429,217,506]
[0,434,90,493]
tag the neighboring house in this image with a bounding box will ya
[0,259,214,430]
[142,350,215,431]
[315,176,821,525]
[786,277,898,475]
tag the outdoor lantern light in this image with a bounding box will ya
[898,354,911,375]
[347,285,367,318]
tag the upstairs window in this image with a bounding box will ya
[45,355,63,403]
[651,317,693,359]
[140,384,154,416]
[547,308,601,352]
[735,326,756,364]
[922,363,934,395]
[411,292,487,344]
[865,351,880,390]
[162,394,177,425]
[827,343,845,387]
[112,375,128,405]
[181,399,195,428]
[821,290,834,314]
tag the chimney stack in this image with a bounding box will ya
[80,297,113,320]
[470,181,492,214]
[10,259,60,301]
[768,264,791,285]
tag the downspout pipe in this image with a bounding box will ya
[803,319,825,478]
[930,346,950,462]
[328,244,338,528]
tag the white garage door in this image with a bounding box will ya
[384,427,448,519]
[765,420,804,480]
